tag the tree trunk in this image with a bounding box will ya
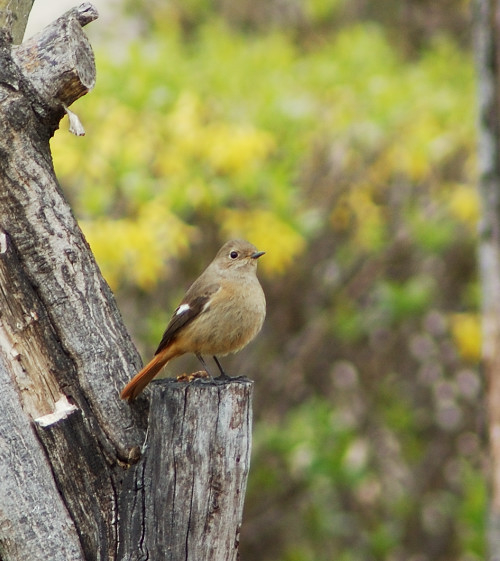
[475,0,500,557]
[0,4,253,560]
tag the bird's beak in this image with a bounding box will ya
[251,251,265,259]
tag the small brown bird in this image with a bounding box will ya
[121,239,266,401]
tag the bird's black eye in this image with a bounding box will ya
[230,250,239,259]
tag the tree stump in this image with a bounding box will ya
[121,378,253,561]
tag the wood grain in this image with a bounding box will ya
[120,378,253,561]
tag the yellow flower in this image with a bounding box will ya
[448,184,479,227]
[450,313,481,362]
[220,209,305,274]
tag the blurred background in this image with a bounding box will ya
[41,0,482,559]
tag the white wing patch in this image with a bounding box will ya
[176,303,191,316]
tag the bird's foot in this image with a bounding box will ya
[176,370,211,383]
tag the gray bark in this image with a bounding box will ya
[150,379,251,561]
[1,3,145,461]
[0,348,85,561]
[0,4,253,560]
[475,0,500,557]
[120,379,253,561]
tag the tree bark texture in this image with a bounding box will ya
[0,5,253,560]
[475,0,500,558]
[0,346,86,561]
[120,379,253,561]
[0,3,144,460]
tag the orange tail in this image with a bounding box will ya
[121,346,181,401]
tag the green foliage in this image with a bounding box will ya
[54,20,474,289]
[378,277,436,324]
[247,391,487,561]
[458,461,487,558]
[52,12,484,561]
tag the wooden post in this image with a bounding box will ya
[0,5,254,560]
[120,379,253,561]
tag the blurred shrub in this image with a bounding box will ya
[52,13,484,561]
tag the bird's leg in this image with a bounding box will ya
[213,355,231,380]
[195,353,215,378]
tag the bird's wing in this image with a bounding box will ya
[154,282,220,355]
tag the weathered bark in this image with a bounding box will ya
[475,0,500,556]
[11,3,96,112]
[0,8,143,559]
[0,4,254,560]
[0,349,85,561]
[0,3,145,460]
[120,379,253,561]
[34,405,120,560]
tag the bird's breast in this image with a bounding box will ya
[181,279,265,355]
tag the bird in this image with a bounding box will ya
[120,239,266,401]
